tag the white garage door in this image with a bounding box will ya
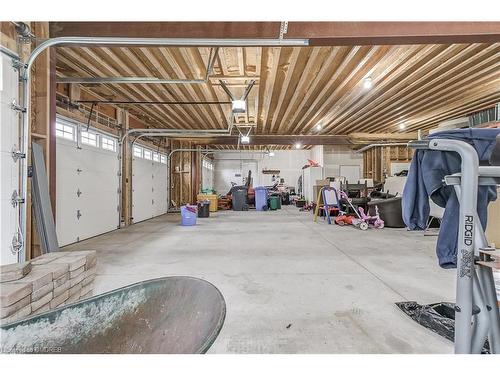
[56,118,119,246]
[0,52,20,265]
[131,145,167,223]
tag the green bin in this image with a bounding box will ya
[269,196,280,210]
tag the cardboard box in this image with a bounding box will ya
[316,179,330,186]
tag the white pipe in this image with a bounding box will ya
[355,142,409,153]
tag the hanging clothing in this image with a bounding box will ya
[402,128,500,269]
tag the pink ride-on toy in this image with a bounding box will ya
[358,206,384,229]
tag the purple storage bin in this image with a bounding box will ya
[181,205,198,226]
[254,186,268,211]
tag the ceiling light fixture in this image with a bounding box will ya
[231,99,246,113]
[295,142,302,149]
[240,135,250,144]
[363,77,373,90]
[315,123,322,131]
[399,122,406,130]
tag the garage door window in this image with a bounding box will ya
[160,155,166,164]
[133,146,143,158]
[144,149,152,160]
[81,131,98,147]
[153,152,160,162]
[56,122,75,141]
[101,136,116,152]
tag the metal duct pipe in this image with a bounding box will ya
[355,142,409,153]
[18,36,308,260]
[75,99,232,105]
[59,77,208,84]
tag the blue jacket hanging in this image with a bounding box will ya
[402,128,500,269]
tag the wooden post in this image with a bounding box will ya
[118,109,131,226]
[28,22,51,260]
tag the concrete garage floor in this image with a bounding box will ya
[64,206,455,353]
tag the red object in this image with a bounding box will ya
[335,215,355,226]
[307,159,320,167]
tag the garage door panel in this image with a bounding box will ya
[132,159,152,223]
[132,157,167,222]
[56,126,119,246]
[56,191,80,246]
[152,163,167,216]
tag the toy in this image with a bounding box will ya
[334,190,384,230]
[358,206,385,229]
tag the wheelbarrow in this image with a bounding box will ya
[1,276,226,354]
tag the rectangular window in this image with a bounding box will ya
[101,136,116,152]
[160,155,166,164]
[55,122,75,141]
[202,159,213,170]
[133,146,143,158]
[153,152,160,162]
[81,131,98,147]
[143,149,152,160]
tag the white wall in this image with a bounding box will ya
[56,125,120,246]
[323,145,364,182]
[213,150,311,193]
[0,52,20,265]
[310,145,324,166]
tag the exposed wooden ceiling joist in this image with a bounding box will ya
[55,42,500,139]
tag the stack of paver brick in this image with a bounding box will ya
[0,251,97,325]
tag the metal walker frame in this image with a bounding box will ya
[409,137,500,354]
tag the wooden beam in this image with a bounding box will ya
[49,22,500,45]
[288,22,500,45]
[348,132,419,142]
[119,109,132,226]
[49,22,282,39]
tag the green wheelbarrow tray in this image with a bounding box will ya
[1,276,226,354]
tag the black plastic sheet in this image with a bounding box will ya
[396,301,490,354]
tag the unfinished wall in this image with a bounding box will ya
[363,145,413,182]
[169,140,200,207]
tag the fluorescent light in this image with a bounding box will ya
[240,135,250,144]
[315,123,322,131]
[399,122,406,130]
[232,99,246,113]
[295,142,302,149]
[363,77,373,90]
[269,151,275,157]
